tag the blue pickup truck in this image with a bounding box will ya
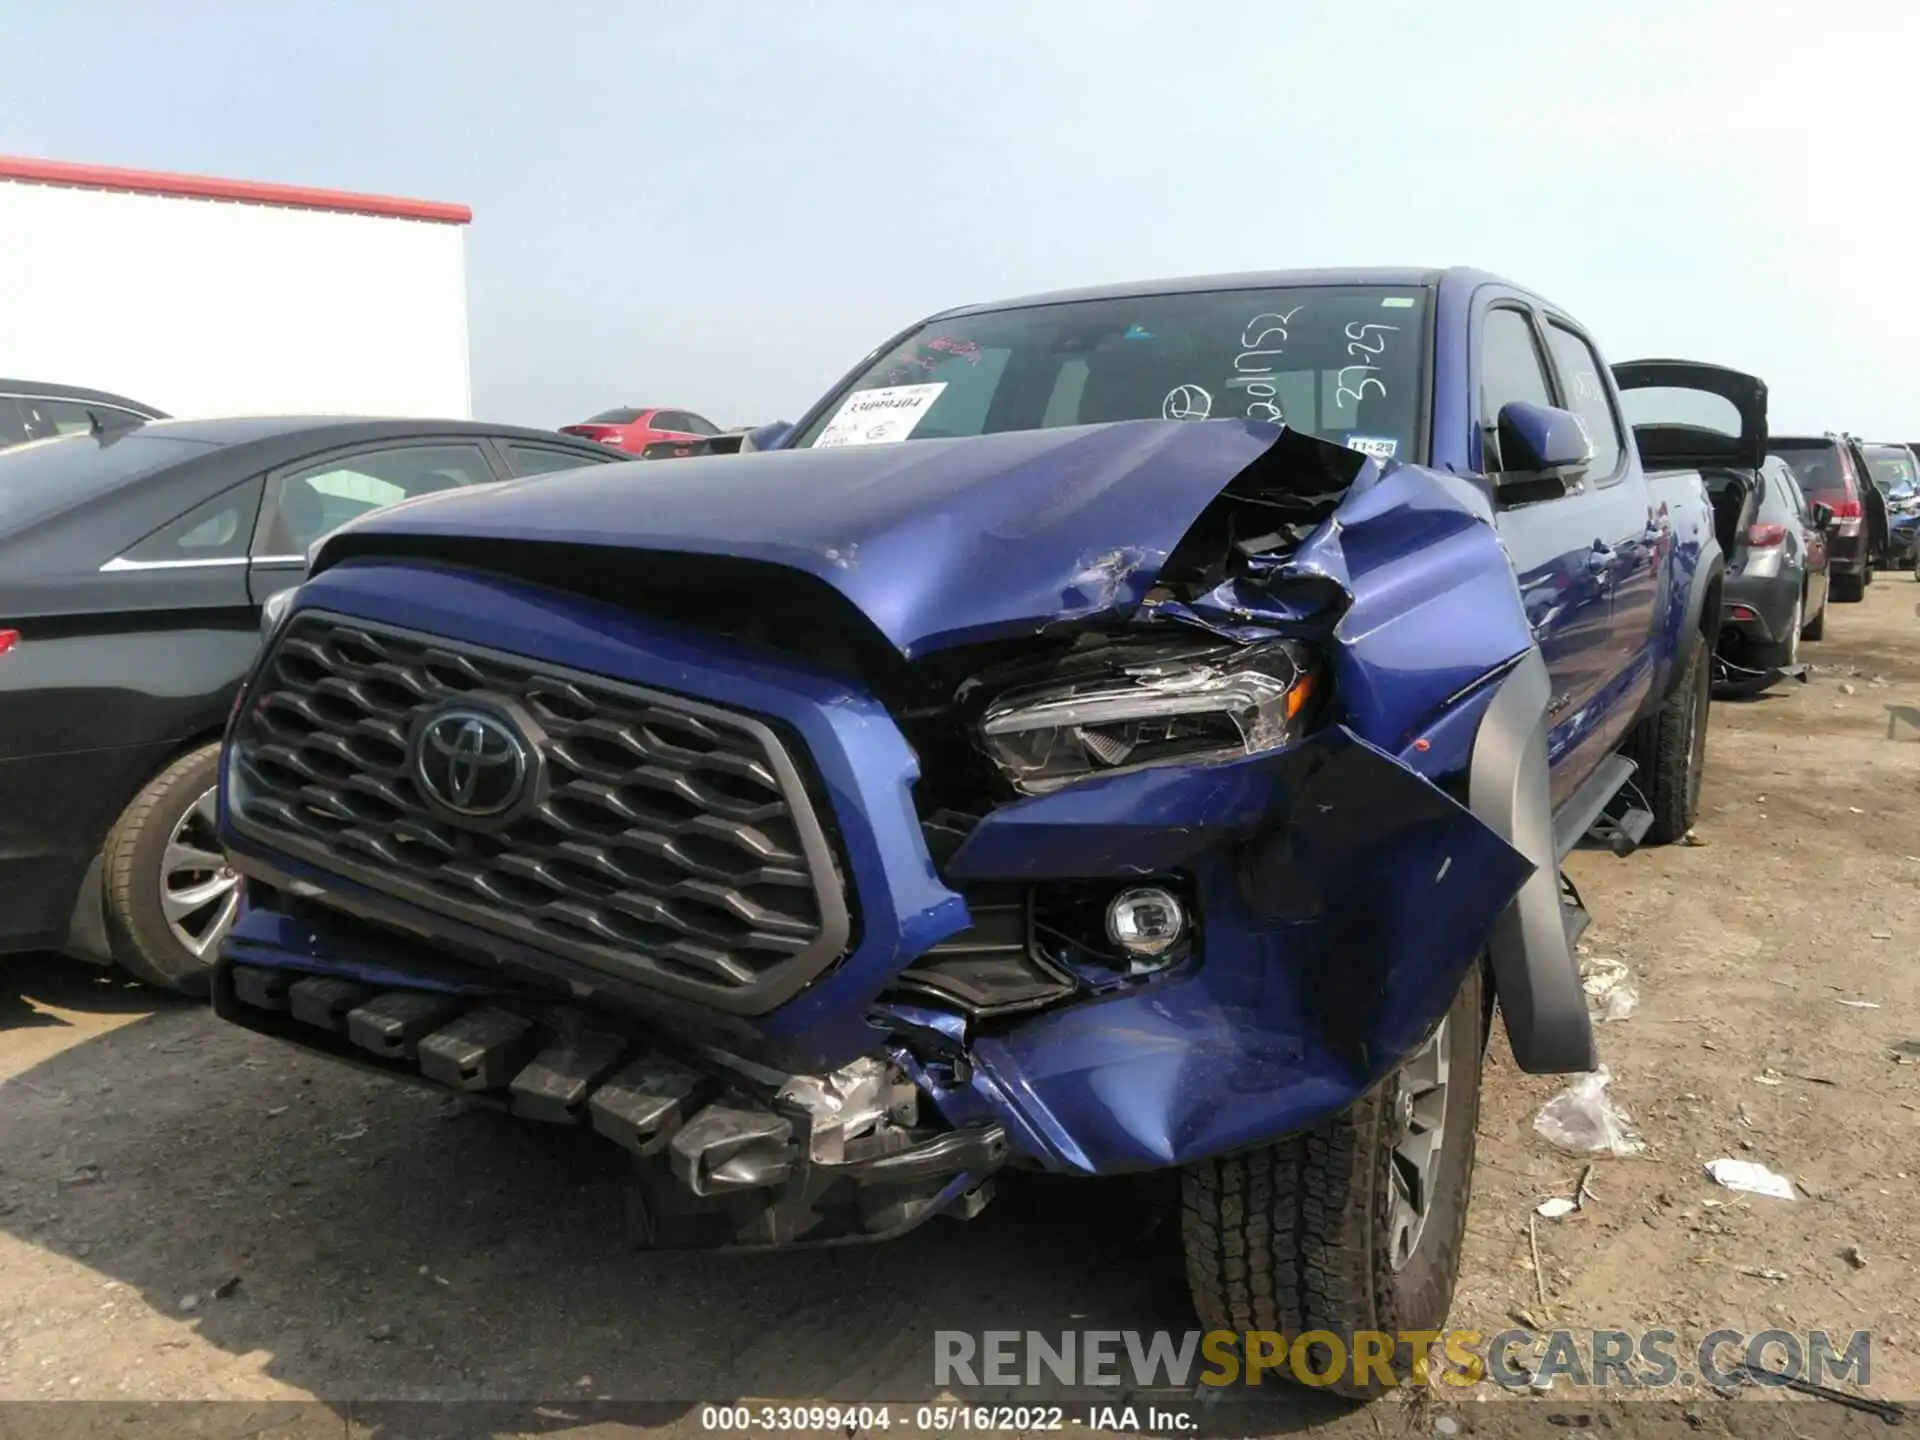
[212,268,1720,1393]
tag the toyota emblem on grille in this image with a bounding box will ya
[413,707,529,817]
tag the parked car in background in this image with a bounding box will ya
[1858,441,1920,567]
[1613,361,1826,694]
[1,379,166,450]
[0,418,620,994]
[214,266,1725,1392]
[560,406,721,455]
[639,422,792,461]
[1770,433,1873,600]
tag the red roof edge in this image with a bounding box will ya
[0,155,471,225]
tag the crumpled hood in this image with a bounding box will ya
[318,418,1297,658]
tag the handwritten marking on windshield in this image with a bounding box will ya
[1232,308,1302,424]
[1335,321,1400,409]
[1162,385,1213,421]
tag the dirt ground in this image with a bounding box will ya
[3,581,1917,1435]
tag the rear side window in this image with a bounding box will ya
[506,444,606,477]
[0,432,218,535]
[1542,323,1624,478]
[118,478,265,563]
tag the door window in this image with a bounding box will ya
[679,412,721,436]
[261,443,495,555]
[1478,308,1555,472]
[1543,323,1624,479]
[0,399,28,447]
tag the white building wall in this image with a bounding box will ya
[0,180,471,419]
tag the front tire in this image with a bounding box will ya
[1628,635,1710,843]
[1180,964,1484,1398]
[101,744,238,995]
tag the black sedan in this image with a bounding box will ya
[0,416,621,992]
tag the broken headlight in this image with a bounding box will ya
[977,639,1318,795]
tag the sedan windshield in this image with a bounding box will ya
[791,284,1430,464]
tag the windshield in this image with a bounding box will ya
[0,431,219,536]
[791,285,1430,463]
[1862,445,1917,497]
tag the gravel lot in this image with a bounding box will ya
[3,581,1917,1430]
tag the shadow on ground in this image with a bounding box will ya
[1,955,1349,1437]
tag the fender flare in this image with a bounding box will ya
[1671,541,1726,688]
[1467,648,1597,1074]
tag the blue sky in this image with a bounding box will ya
[3,0,1913,436]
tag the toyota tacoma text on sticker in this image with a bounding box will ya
[210,268,1723,1395]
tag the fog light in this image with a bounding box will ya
[1105,886,1186,962]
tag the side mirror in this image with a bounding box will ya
[1493,402,1593,493]
[1812,502,1834,529]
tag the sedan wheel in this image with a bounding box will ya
[102,742,232,994]
[162,788,241,959]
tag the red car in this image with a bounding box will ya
[560,406,721,455]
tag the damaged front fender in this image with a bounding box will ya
[935,728,1534,1174]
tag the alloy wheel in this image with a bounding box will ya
[1387,1015,1450,1271]
[161,787,240,959]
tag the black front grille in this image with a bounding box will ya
[227,612,852,1014]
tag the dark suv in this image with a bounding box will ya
[1770,433,1872,600]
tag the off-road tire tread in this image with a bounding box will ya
[1629,640,1708,845]
[101,743,222,995]
[1179,967,1481,1397]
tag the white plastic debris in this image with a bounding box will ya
[1580,958,1639,1021]
[1838,999,1881,1010]
[1705,1158,1796,1201]
[1533,1066,1644,1156]
[1535,1196,1577,1218]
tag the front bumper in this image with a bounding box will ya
[218,561,1534,1240]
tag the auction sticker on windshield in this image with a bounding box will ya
[815,383,947,448]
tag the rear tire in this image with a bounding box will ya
[1180,964,1483,1398]
[101,744,237,996]
[1628,636,1710,843]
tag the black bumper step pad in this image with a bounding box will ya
[233,965,295,1012]
[288,976,374,1032]
[589,1056,706,1156]
[347,991,465,1060]
[417,1007,538,1092]
[509,1032,629,1124]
